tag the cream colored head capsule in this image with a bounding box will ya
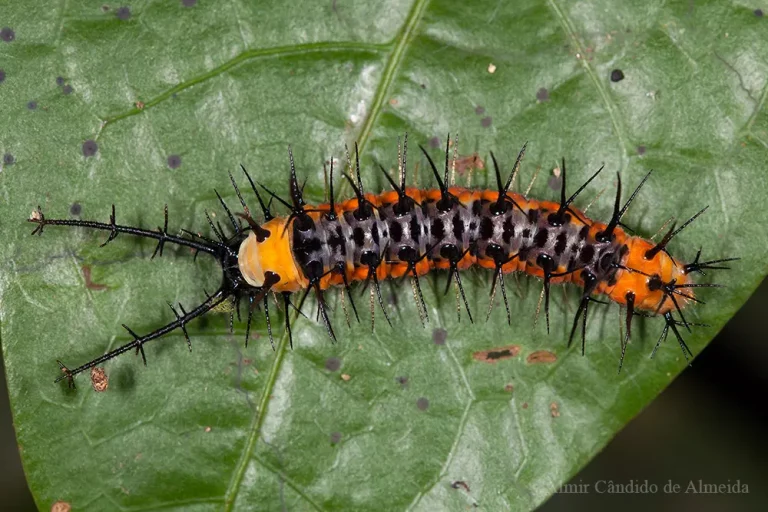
[237,218,307,293]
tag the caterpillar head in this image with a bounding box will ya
[237,218,306,293]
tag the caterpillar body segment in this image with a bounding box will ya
[28,137,735,387]
[245,188,694,315]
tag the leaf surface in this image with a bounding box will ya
[1,1,767,510]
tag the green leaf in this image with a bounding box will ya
[2,1,766,510]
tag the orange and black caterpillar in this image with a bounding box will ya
[29,136,737,386]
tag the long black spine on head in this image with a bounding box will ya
[31,169,290,385]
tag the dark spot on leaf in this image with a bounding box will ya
[610,69,625,82]
[63,85,73,95]
[0,69,7,83]
[473,345,521,363]
[522,402,529,409]
[167,154,182,169]
[116,6,131,20]
[429,136,440,149]
[416,397,429,411]
[474,105,485,115]
[755,8,763,17]
[637,145,646,155]
[396,375,408,387]
[101,5,110,11]
[56,76,65,86]
[1,27,15,42]
[70,202,81,215]
[451,481,471,492]
[481,116,492,127]
[330,431,341,444]
[420,83,426,89]
[504,383,514,392]
[548,174,561,191]
[324,357,341,372]
[27,101,37,110]
[3,153,14,165]
[536,87,549,102]
[527,350,557,364]
[82,140,98,157]
[432,328,447,345]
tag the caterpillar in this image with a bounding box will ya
[29,135,737,387]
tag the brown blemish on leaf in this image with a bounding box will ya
[473,345,521,363]
[550,402,560,418]
[527,350,557,364]
[522,402,529,409]
[204,426,212,433]
[90,367,108,392]
[82,265,107,291]
[51,501,71,512]
[340,373,351,381]
[504,383,514,393]
[135,101,145,110]
[454,153,485,174]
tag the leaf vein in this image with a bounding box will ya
[223,2,431,507]
[546,0,629,169]
[95,42,390,140]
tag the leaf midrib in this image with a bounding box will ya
[221,0,431,509]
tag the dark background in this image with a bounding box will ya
[2,278,765,510]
